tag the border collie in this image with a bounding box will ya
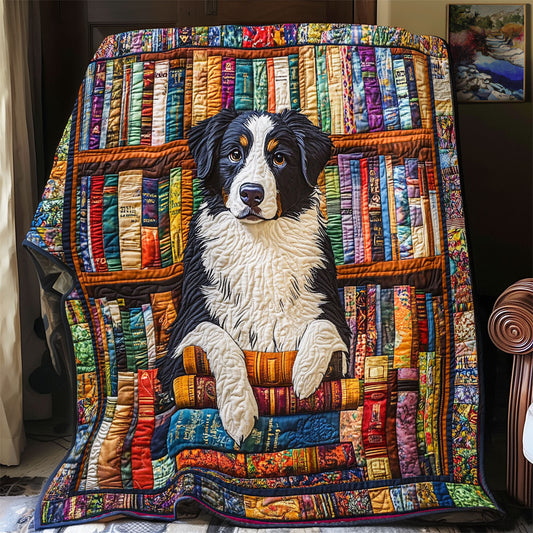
[163,109,350,444]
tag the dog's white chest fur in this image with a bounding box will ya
[197,202,326,351]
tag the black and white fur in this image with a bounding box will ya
[163,109,350,444]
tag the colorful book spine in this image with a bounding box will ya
[380,287,395,359]
[235,58,254,111]
[152,60,169,145]
[378,155,392,261]
[207,55,222,117]
[366,284,377,357]
[167,408,341,455]
[119,59,133,146]
[288,54,300,110]
[252,58,268,111]
[273,56,290,112]
[141,177,160,269]
[192,50,208,126]
[158,177,172,267]
[298,46,318,126]
[183,56,194,133]
[418,162,434,257]
[142,303,156,369]
[351,46,369,133]
[127,61,144,146]
[141,61,155,145]
[106,59,123,148]
[120,307,135,371]
[169,167,183,263]
[358,47,383,132]
[150,291,178,360]
[340,46,355,134]
[221,57,236,109]
[131,369,156,489]
[367,157,385,262]
[362,356,391,480]
[392,56,412,130]
[266,57,276,113]
[385,157,399,260]
[89,174,107,271]
[118,169,143,269]
[79,175,92,271]
[359,158,372,263]
[344,286,357,377]
[338,155,355,264]
[324,166,344,265]
[173,375,362,415]
[375,48,400,131]
[426,162,441,255]
[393,165,412,259]
[348,157,365,264]
[396,367,422,478]
[80,62,95,151]
[175,442,356,479]
[404,54,422,129]
[393,285,413,368]
[181,346,345,386]
[315,46,331,132]
[175,59,186,139]
[90,62,105,150]
[326,46,344,134]
[405,158,424,258]
[99,61,114,149]
[165,60,179,143]
[107,300,126,371]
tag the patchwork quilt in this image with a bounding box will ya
[25,23,502,528]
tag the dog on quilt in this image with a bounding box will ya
[163,109,350,444]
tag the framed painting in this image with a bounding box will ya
[447,4,526,102]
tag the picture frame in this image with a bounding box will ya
[447,4,526,102]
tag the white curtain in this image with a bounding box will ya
[0,0,43,465]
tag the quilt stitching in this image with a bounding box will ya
[24,23,500,528]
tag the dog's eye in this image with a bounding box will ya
[229,149,242,163]
[273,153,285,166]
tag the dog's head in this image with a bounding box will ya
[187,109,332,222]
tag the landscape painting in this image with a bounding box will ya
[448,4,525,102]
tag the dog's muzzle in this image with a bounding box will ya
[239,183,264,208]
[237,183,265,220]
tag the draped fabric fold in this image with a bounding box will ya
[0,0,42,465]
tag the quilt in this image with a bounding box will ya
[24,23,502,528]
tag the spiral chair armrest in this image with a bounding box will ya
[488,278,533,355]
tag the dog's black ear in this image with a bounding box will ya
[187,108,238,181]
[279,109,332,187]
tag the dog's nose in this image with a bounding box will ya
[239,183,264,208]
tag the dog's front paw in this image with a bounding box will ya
[293,319,348,399]
[292,357,325,399]
[217,380,259,445]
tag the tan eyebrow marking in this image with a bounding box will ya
[267,138,279,152]
[239,135,248,148]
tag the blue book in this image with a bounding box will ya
[167,409,340,456]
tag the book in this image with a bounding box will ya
[175,442,356,479]
[141,61,154,145]
[102,174,122,271]
[173,375,362,415]
[167,408,341,455]
[181,345,346,387]
[141,177,161,268]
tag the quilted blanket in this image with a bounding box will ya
[25,23,501,528]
